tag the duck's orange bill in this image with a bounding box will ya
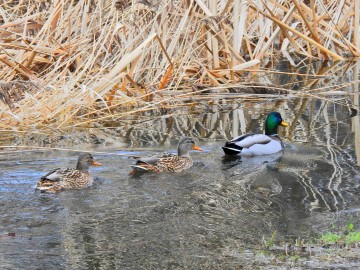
[92,160,102,166]
[193,145,203,151]
[281,120,288,127]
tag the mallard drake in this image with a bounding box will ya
[36,153,102,193]
[222,112,288,155]
[130,137,203,173]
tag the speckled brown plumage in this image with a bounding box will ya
[134,155,194,173]
[36,153,101,193]
[130,137,202,174]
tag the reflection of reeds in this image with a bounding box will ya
[352,63,360,165]
[0,1,359,140]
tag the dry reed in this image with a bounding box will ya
[0,0,359,142]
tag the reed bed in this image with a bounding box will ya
[0,0,359,143]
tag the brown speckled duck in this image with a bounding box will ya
[36,153,101,193]
[130,137,203,174]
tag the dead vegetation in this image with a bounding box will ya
[0,0,359,140]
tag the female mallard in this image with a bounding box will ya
[36,153,102,193]
[222,112,288,155]
[130,137,203,173]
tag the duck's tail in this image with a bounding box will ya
[129,165,150,175]
[35,185,56,193]
[35,179,58,193]
[222,142,243,155]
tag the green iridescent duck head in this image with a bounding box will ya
[264,112,288,136]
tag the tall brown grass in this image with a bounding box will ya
[0,0,359,139]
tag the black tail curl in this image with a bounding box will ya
[222,142,243,155]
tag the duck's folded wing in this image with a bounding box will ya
[230,134,272,148]
[136,152,175,165]
[40,168,71,181]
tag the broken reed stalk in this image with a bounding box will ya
[256,4,299,59]
[249,4,344,61]
[158,65,174,90]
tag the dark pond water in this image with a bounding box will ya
[1,61,360,269]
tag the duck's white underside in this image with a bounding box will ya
[240,139,282,155]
